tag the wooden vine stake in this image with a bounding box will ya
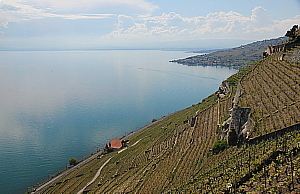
[289,150,294,191]
[248,149,251,174]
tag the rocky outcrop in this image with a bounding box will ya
[223,107,252,146]
[215,81,230,98]
[217,75,250,144]
[230,108,252,136]
[220,80,252,145]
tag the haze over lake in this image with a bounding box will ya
[0,50,237,193]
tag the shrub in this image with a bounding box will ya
[212,140,228,154]
[69,158,79,166]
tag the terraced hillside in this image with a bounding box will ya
[35,91,233,193]
[176,50,300,193]
[238,52,300,137]
[34,36,299,194]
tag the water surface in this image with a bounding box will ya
[0,50,237,193]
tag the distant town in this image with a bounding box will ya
[170,37,287,69]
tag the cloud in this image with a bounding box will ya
[116,15,136,29]
[1,3,300,50]
[0,4,21,11]
[105,6,300,41]
[0,0,118,34]
[0,0,158,34]
[251,6,272,28]
[21,0,158,15]
[0,21,8,28]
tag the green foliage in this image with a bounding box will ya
[152,118,157,123]
[285,25,298,38]
[212,140,228,154]
[225,63,256,84]
[224,73,241,84]
[69,158,79,166]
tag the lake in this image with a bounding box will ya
[0,50,237,193]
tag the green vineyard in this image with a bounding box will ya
[34,30,300,194]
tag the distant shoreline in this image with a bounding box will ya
[0,48,216,52]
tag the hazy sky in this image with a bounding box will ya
[1,0,300,50]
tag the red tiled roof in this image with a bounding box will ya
[109,139,123,149]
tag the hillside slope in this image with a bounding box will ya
[170,37,287,69]
[177,46,300,193]
[33,33,299,194]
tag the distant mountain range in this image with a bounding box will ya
[170,37,288,69]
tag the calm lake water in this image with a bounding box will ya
[0,50,237,193]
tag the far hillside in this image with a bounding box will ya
[171,37,287,69]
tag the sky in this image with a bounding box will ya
[0,0,300,50]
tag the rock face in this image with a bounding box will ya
[219,79,252,146]
[223,107,252,146]
[219,78,252,145]
[230,108,251,135]
[230,107,252,145]
[215,81,230,98]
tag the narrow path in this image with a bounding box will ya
[77,138,143,194]
[130,138,143,147]
[33,110,177,193]
[217,99,220,126]
[32,151,103,194]
[77,157,112,194]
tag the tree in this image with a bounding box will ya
[285,25,298,39]
[69,158,79,166]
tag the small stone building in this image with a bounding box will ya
[104,139,126,152]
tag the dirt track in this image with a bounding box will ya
[32,112,176,193]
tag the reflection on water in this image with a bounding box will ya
[0,50,237,193]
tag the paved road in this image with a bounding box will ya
[32,111,176,193]
[32,151,103,194]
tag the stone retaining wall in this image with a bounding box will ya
[246,123,300,145]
